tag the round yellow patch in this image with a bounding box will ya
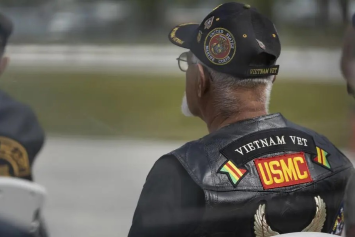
[0,137,30,177]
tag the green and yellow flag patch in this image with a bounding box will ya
[313,147,331,169]
[219,160,247,186]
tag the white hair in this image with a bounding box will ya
[181,92,194,117]
[191,53,273,115]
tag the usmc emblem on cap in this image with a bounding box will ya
[204,28,236,65]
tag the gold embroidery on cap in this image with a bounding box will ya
[170,27,184,45]
[197,31,202,43]
[213,4,223,11]
[178,22,198,27]
[170,23,198,45]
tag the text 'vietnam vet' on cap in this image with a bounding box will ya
[168,2,281,79]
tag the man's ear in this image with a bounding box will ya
[0,56,9,76]
[196,64,210,98]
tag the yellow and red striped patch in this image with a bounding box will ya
[313,147,331,169]
[219,160,247,186]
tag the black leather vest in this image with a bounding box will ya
[171,114,354,237]
[345,173,355,236]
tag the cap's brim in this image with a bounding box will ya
[168,23,199,49]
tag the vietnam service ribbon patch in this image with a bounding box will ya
[218,160,247,187]
[313,147,331,170]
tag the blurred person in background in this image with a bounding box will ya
[0,13,45,182]
[342,14,355,237]
[346,173,355,237]
[341,13,355,154]
[0,12,48,237]
[129,2,354,237]
[0,221,32,237]
[341,12,355,237]
[341,13,355,94]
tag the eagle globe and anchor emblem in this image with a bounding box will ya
[211,36,230,57]
[204,28,236,65]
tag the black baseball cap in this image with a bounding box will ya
[0,12,13,51]
[168,2,281,78]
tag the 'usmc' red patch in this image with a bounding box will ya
[254,152,313,190]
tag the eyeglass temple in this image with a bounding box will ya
[176,58,188,62]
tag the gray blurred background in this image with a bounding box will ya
[1,0,355,236]
[2,0,355,46]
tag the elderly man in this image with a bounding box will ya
[346,174,355,237]
[129,3,354,237]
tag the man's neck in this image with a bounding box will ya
[206,109,267,134]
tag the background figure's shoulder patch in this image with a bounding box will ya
[0,137,30,177]
[331,202,345,235]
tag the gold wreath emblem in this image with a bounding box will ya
[0,137,30,177]
[254,196,326,237]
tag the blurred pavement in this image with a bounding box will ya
[33,136,183,237]
[33,136,353,237]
